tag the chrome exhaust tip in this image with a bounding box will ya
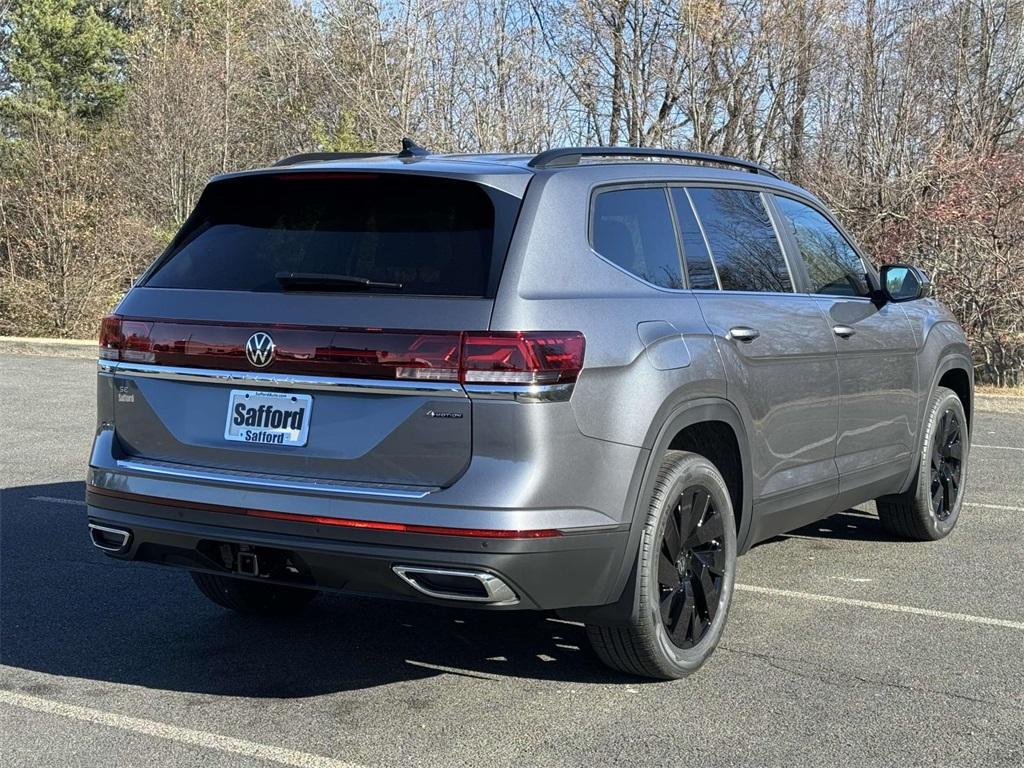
[88,523,132,553]
[392,565,519,606]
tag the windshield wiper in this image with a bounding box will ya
[274,272,403,291]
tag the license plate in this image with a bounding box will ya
[224,390,312,447]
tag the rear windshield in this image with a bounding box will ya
[145,173,513,296]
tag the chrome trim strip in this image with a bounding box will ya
[112,458,437,499]
[97,360,466,397]
[463,382,574,403]
[88,523,132,553]
[99,361,574,401]
[392,566,519,605]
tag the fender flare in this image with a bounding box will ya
[563,397,752,627]
[897,351,974,494]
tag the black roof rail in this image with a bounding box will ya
[273,151,391,167]
[527,146,780,178]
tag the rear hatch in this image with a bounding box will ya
[103,170,525,489]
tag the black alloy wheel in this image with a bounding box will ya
[586,450,737,678]
[930,408,963,521]
[876,386,968,541]
[656,485,727,649]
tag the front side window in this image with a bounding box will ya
[774,196,870,297]
[591,187,684,289]
[688,188,792,293]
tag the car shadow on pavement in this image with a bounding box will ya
[755,508,907,549]
[1,481,632,697]
[791,509,908,543]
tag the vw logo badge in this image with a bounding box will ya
[245,332,275,368]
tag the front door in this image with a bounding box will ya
[771,194,918,507]
[817,297,918,498]
[675,187,840,541]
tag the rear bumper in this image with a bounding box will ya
[86,489,630,611]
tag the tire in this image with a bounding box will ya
[191,572,318,616]
[876,386,968,541]
[586,450,737,680]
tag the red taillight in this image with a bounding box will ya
[460,332,585,384]
[337,331,461,381]
[120,320,156,362]
[98,314,122,359]
[100,319,585,385]
[99,314,156,362]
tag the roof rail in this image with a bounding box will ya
[273,151,392,167]
[527,146,780,178]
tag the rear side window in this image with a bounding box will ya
[774,195,870,297]
[688,188,792,293]
[591,187,683,289]
[670,188,718,290]
[146,174,508,296]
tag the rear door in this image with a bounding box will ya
[107,171,522,489]
[772,194,918,502]
[676,186,840,539]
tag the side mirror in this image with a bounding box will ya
[880,264,931,303]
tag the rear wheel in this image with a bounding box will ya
[876,386,968,541]
[191,572,318,615]
[586,451,737,679]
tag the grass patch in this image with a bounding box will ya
[976,385,1024,398]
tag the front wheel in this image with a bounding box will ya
[586,450,737,680]
[876,385,969,541]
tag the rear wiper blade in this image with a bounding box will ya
[274,272,403,291]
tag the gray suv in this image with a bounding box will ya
[86,144,973,679]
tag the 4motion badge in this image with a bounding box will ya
[425,410,464,419]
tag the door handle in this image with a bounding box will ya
[832,325,856,338]
[727,326,760,343]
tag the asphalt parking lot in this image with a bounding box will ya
[1,353,1022,767]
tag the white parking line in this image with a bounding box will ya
[966,501,1024,513]
[0,689,365,768]
[973,444,1024,452]
[30,496,86,506]
[736,584,1024,630]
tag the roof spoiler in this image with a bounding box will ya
[274,151,390,167]
[275,138,431,167]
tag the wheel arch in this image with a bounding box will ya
[898,351,974,495]
[561,397,752,627]
[937,366,972,432]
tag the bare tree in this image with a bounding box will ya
[2,0,1023,382]
[0,119,157,336]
